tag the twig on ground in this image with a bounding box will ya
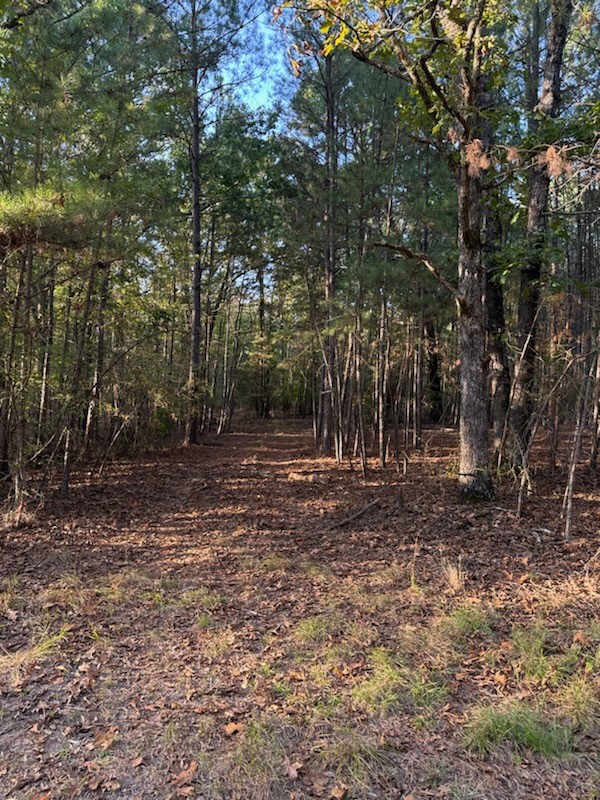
[583,546,600,580]
[328,499,380,530]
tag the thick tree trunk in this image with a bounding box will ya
[457,160,493,499]
[0,253,26,484]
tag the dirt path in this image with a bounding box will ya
[0,422,598,799]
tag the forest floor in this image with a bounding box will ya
[0,420,599,800]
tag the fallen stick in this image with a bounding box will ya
[583,547,600,580]
[328,499,380,530]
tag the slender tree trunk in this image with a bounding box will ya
[376,288,387,467]
[510,0,573,464]
[424,320,443,423]
[185,6,203,446]
[256,262,270,419]
[321,53,338,457]
[484,204,510,460]
[85,266,109,448]
[562,353,594,538]
[61,258,99,497]
[37,262,55,444]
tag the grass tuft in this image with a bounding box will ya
[294,614,341,645]
[317,724,398,788]
[351,648,407,711]
[230,716,287,788]
[179,588,223,611]
[0,625,71,686]
[445,605,492,639]
[441,556,467,593]
[352,648,447,717]
[465,700,574,757]
[554,675,600,727]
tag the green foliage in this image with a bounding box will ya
[0,185,107,245]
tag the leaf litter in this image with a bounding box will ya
[0,420,598,799]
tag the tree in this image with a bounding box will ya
[510,0,573,466]
[297,0,513,497]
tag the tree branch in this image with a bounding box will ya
[1,0,55,30]
[352,48,409,83]
[375,240,464,311]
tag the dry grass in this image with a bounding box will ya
[0,624,71,687]
[441,555,467,593]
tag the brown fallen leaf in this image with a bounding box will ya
[330,784,348,799]
[223,721,244,736]
[282,754,303,779]
[131,755,145,767]
[303,768,329,797]
[173,760,198,787]
[573,630,592,648]
[89,726,119,752]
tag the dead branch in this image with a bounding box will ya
[328,499,380,530]
[374,241,463,311]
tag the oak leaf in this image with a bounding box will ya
[174,760,198,787]
[573,630,592,648]
[282,755,303,779]
[223,721,244,736]
[303,768,329,796]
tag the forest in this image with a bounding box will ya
[0,0,599,798]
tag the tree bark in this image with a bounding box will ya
[457,158,493,498]
[184,0,203,446]
[484,204,510,460]
[510,0,573,464]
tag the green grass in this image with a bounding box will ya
[294,614,341,645]
[317,724,397,787]
[465,701,574,757]
[351,648,407,711]
[0,576,23,615]
[445,605,492,638]
[352,648,448,716]
[230,717,287,782]
[179,588,223,611]
[260,554,291,572]
[511,625,579,686]
[554,675,600,726]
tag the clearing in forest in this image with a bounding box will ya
[0,421,599,799]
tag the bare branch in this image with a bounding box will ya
[375,240,463,311]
